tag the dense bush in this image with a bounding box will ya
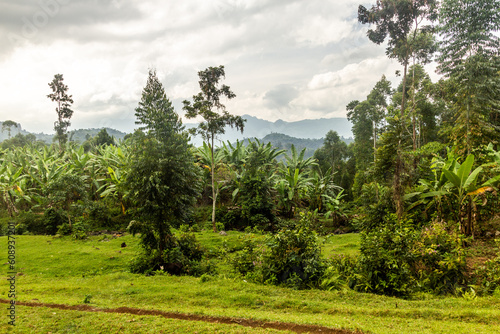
[354,217,418,297]
[238,176,275,230]
[231,238,259,276]
[14,211,46,235]
[129,225,211,276]
[214,206,247,230]
[412,221,466,294]
[43,208,65,235]
[320,254,358,291]
[260,212,326,289]
[354,182,394,231]
[83,201,112,228]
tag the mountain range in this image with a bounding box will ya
[1,115,353,151]
[185,114,353,147]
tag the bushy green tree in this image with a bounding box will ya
[47,174,87,228]
[437,0,500,155]
[127,69,202,270]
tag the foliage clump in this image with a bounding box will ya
[231,212,326,289]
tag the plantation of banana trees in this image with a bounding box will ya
[0,137,346,236]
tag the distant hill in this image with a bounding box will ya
[241,132,352,159]
[1,115,353,150]
[68,128,128,143]
[0,122,128,144]
[186,114,353,147]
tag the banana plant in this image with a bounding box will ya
[0,162,30,216]
[284,144,317,173]
[307,167,343,212]
[404,154,453,220]
[442,154,500,236]
[324,189,346,225]
[97,166,129,214]
[222,139,247,173]
[275,167,313,218]
[195,141,229,228]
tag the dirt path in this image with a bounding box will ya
[0,299,361,334]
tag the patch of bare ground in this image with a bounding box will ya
[0,299,363,334]
[465,237,499,280]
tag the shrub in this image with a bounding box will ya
[355,182,394,232]
[354,216,418,297]
[260,212,326,289]
[129,228,210,277]
[320,254,359,291]
[412,221,466,294]
[15,211,44,235]
[84,201,112,229]
[43,208,65,235]
[231,238,259,276]
[238,175,275,230]
[71,219,89,240]
[57,223,72,236]
[219,207,245,230]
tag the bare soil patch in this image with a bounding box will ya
[0,299,362,334]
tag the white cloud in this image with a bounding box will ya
[0,0,442,135]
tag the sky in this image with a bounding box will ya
[0,0,440,135]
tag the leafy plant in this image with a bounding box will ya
[260,212,326,289]
[355,217,418,297]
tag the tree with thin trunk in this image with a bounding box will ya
[437,0,500,156]
[47,74,74,149]
[183,65,245,232]
[1,120,18,139]
[357,0,438,218]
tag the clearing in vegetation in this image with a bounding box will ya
[1,233,499,334]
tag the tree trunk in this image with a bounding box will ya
[211,136,217,233]
[394,148,403,220]
[394,59,409,220]
[467,198,473,238]
[401,61,408,117]
[66,201,72,229]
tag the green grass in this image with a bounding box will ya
[321,233,360,257]
[1,233,499,334]
[1,306,292,334]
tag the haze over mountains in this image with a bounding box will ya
[0,115,353,148]
[186,115,353,147]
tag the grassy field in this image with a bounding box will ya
[1,232,499,333]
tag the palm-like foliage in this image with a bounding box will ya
[0,161,29,216]
[407,150,500,236]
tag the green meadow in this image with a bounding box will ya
[1,232,499,334]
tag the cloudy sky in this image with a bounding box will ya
[0,0,439,134]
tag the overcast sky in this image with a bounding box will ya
[0,0,440,134]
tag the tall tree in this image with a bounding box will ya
[314,130,348,175]
[183,65,245,232]
[358,0,438,115]
[127,69,201,260]
[358,0,438,218]
[1,120,18,139]
[366,75,393,155]
[437,0,500,155]
[135,69,183,139]
[393,64,440,148]
[47,74,74,148]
